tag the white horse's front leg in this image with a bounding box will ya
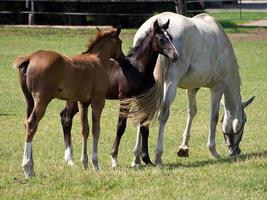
[155,79,178,166]
[131,124,142,167]
[207,87,224,159]
[177,89,199,157]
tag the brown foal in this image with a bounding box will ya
[14,27,124,178]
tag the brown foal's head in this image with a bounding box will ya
[110,26,124,62]
[96,26,124,62]
[84,26,124,62]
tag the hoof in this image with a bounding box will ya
[131,161,140,168]
[65,159,75,166]
[210,151,221,159]
[82,162,88,169]
[81,157,88,169]
[23,166,35,179]
[155,162,163,168]
[131,158,141,168]
[141,154,154,166]
[91,160,100,171]
[155,153,163,167]
[111,157,118,169]
[154,158,163,167]
[92,164,101,171]
[177,148,189,157]
[131,156,141,168]
[208,146,221,159]
[22,160,35,179]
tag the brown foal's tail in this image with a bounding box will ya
[13,56,34,116]
[13,56,30,69]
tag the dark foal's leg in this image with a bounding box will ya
[140,126,153,165]
[60,101,78,165]
[110,104,129,168]
[131,119,153,167]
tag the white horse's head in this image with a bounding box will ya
[222,96,255,156]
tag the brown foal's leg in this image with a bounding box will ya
[22,97,50,178]
[110,103,129,168]
[78,102,90,169]
[18,69,34,119]
[60,101,78,165]
[91,98,105,171]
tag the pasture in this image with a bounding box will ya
[0,25,266,199]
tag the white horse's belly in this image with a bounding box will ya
[178,73,211,89]
[178,77,208,89]
[178,64,224,89]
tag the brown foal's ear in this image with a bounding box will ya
[153,20,160,33]
[115,26,122,38]
[162,19,170,30]
[96,27,101,32]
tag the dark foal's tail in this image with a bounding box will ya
[13,56,34,117]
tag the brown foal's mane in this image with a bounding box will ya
[83,28,116,54]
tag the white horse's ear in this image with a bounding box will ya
[153,20,160,33]
[242,96,255,108]
[162,19,170,30]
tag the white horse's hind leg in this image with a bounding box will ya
[177,88,198,157]
[207,87,224,159]
[131,124,142,167]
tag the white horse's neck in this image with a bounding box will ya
[222,65,243,133]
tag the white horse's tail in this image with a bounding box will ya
[119,56,166,126]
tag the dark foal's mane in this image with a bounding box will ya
[127,30,151,57]
[82,29,116,54]
[127,28,172,58]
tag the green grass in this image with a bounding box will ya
[0,27,267,199]
[209,11,267,21]
[208,11,267,33]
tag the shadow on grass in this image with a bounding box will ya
[0,113,16,116]
[165,150,267,170]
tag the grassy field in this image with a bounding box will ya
[0,25,266,199]
[209,11,267,33]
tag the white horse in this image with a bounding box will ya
[132,12,255,166]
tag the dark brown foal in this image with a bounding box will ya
[60,20,178,168]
